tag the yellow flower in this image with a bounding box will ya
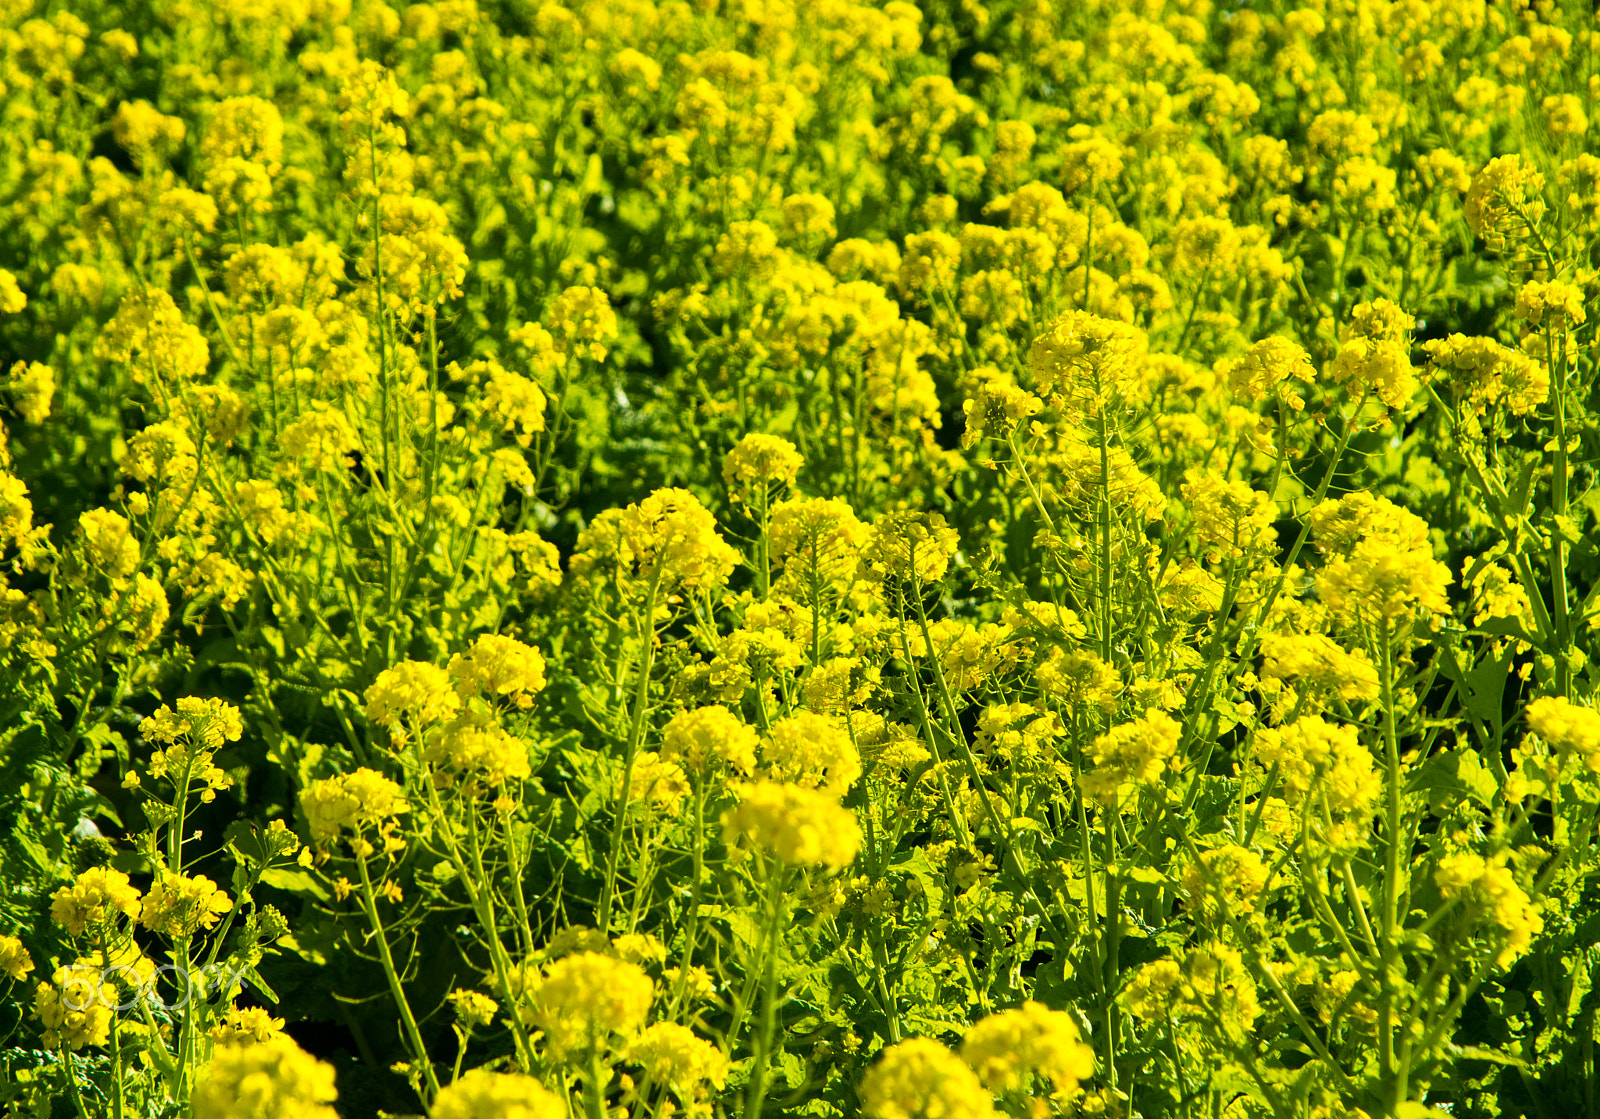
[1435,851,1543,966]
[1176,944,1261,1035]
[896,231,961,300]
[300,769,409,844]
[1525,696,1600,774]
[1253,715,1381,826]
[34,973,115,1050]
[1423,333,1547,416]
[191,1037,339,1119]
[426,710,531,784]
[960,1001,1094,1095]
[763,711,861,796]
[0,270,26,315]
[1228,335,1317,410]
[1182,470,1276,559]
[50,868,142,936]
[722,433,804,499]
[1543,93,1588,138]
[1259,633,1380,703]
[660,705,759,775]
[573,488,740,592]
[533,951,654,1058]
[713,220,783,278]
[1036,648,1120,711]
[1123,959,1181,1020]
[448,634,547,708]
[201,96,285,169]
[95,289,210,382]
[1311,492,1451,621]
[6,360,55,424]
[1306,109,1379,159]
[781,192,837,240]
[1514,280,1586,328]
[448,989,500,1029]
[433,1070,565,1119]
[1182,845,1269,921]
[1080,709,1181,804]
[1059,125,1124,193]
[629,1022,729,1096]
[724,780,861,869]
[861,1037,998,1119]
[547,286,618,361]
[0,936,34,982]
[1329,298,1416,409]
[1027,309,1146,413]
[770,497,869,587]
[1465,155,1546,251]
[961,381,1043,449]
[141,697,245,749]
[77,508,139,583]
[481,361,548,446]
[364,660,462,728]
[624,750,690,809]
[858,511,960,586]
[138,873,233,939]
[209,1006,288,1045]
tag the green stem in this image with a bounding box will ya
[355,850,441,1102]
[1102,807,1121,1087]
[1378,621,1404,1106]
[598,566,666,932]
[744,867,787,1119]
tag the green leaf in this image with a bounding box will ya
[260,867,330,901]
[1407,749,1498,807]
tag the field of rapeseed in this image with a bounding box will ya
[0,0,1597,1116]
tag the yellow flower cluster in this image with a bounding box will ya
[138,873,232,938]
[723,780,861,869]
[532,951,654,1058]
[858,511,960,586]
[34,969,115,1050]
[1181,844,1269,922]
[770,498,868,587]
[623,750,691,810]
[959,1001,1094,1095]
[300,768,409,845]
[50,868,142,936]
[425,710,531,785]
[1123,944,1261,1037]
[191,1037,339,1119]
[1259,633,1380,705]
[0,935,34,982]
[1080,709,1181,804]
[628,1022,729,1097]
[1435,851,1543,967]
[1525,696,1600,774]
[364,660,462,729]
[861,1037,998,1119]
[660,705,759,775]
[1253,716,1381,835]
[209,1006,288,1046]
[723,433,804,499]
[1329,298,1417,410]
[448,634,548,709]
[142,696,245,748]
[1181,470,1276,560]
[573,488,741,592]
[432,1071,566,1119]
[762,711,862,796]
[1228,335,1317,411]
[1311,492,1451,623]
